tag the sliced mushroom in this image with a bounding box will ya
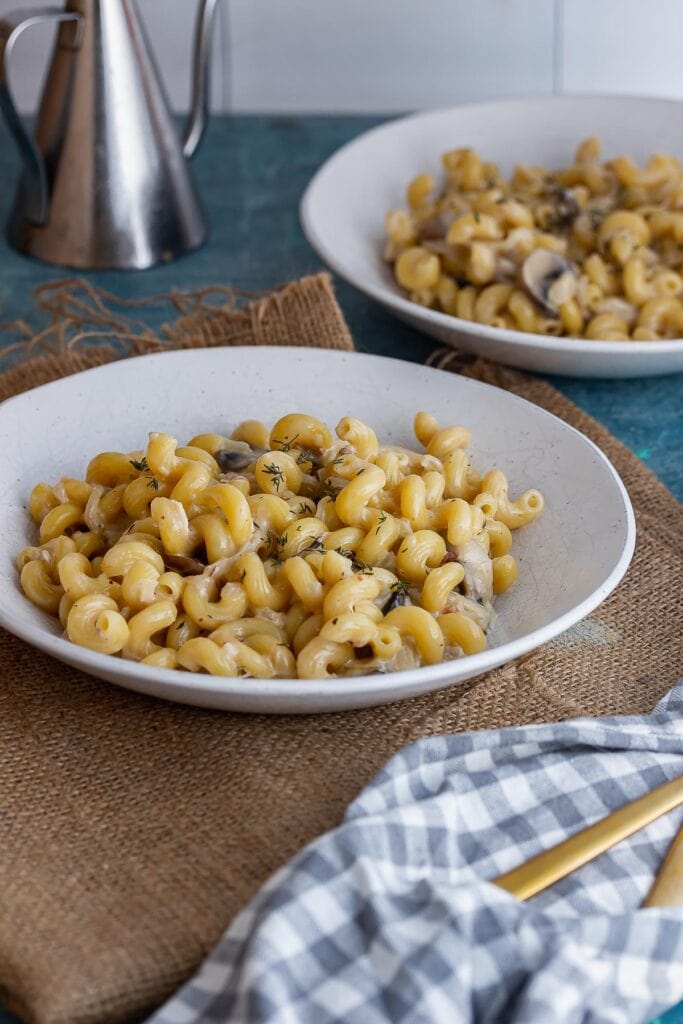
[456,537,493,605]
[420,239,456,258]
[521,249,577,316]
[595,296,638,324]
[164,553,207,575]
[551,187,580,227]
[381,585,412,614]
[418,211,457,240]
[214,440,261,472]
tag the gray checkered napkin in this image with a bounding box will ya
[148,682,683,1024]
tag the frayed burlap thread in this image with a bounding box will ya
[0,274,353,400]
[0,278,680,1024]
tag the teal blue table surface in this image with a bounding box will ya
[0,115,680,1024]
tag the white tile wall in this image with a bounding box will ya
[561,0,683,100]
[0,0,680,114]
[228,0,555,112]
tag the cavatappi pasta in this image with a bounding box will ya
[384,138,683,341]
[17,413,543,679]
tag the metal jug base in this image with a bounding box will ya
[8,210,208,271]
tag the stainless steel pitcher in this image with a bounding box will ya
[0,0,219,269]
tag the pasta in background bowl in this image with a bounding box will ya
[0,347,634,712]
[385,137,683,342]
[301,95,683,377]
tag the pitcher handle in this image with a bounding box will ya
[0,7,82,225]
[182,0,219,160]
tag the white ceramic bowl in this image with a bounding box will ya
[301,95,683,378]
[0,347,635,713]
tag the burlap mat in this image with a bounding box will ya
[0,274,680,1024]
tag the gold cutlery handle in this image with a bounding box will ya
[643,826,683,907]
[493,775,683,901]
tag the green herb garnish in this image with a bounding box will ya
[130,456,149,472]
[272,434,299,453]
[351,557,373,574]
[263,462,285,491]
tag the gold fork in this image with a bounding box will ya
[644,825,683,906]
[492,775,683,902]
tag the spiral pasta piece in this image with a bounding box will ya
[17,410,543,679]
[384,138,683,343]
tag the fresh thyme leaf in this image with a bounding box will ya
[147,476,160,491]
[391,579,409,594]
[376,511,387,533]
[308,537,325,552]
[335,546,353,559]
[263,462,285,491]
[130,456,149,472]
[330,455,345,467]
[296,451,312,465]
[272,434,299,453]
[295,502,309,514]
[351,557,373,574]
[265,529,286,552]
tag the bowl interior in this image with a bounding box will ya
[0,347,634,709]
[305,95,683,300]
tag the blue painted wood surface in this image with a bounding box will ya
[0,115,680,1024]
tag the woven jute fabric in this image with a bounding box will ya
[0,274,680,1024]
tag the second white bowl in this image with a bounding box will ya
[301,95,683,378]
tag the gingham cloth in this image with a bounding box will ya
[149,683,683,1024]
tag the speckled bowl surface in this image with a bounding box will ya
[0,346,635,712]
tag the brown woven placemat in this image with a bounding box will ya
[0,273,680,1024]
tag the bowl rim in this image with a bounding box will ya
[0,345,637,706]
[300,93,683,357]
